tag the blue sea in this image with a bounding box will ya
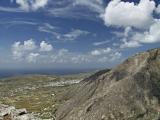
[0,68,97,78]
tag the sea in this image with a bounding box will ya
[0,68,97,78]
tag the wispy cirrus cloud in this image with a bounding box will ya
[0,0,105,21]
[58,29,90,41]
[93,40,110,46]
[0,19,38,29]
[0,20,37,26]
[38,23,90,41]
[47,0,104,20]
[73,0,104,13]
[0,6,23,12]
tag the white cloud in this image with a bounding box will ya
[98,52,121,62]
[120,39,141,48]
[10,38,122,65]
[91,50,101,56]
[16,0,30,11]
[0,6,23,12]
[73,0,104,13]
[49,47,121,65]
[58,49,69,56]
[23,39,37,50]
[38,23,58,36]
[50,49,90,64]
[40,41,53,52]
[156,4,160,14]
[110,52,122,61]
[32,0,49,10]
[71,55,90,64]
[47,0,104,21]
[90,48,122,63]
[120,19,160,48]
[15,0,49,11]
[121,19,160,48]
[91,47,111,56]
[102,0,155,29]
[131,20,160,44]
[62,29,90,41]
[26,53,39,63]
[140,20,160,43]
[51,49,70,63]
[12,42,24,60]
[42,23,56,30]
[124,27,132,37]
[38,27,90,41]
[12,39,36,60]
[12,39,53,63]
[93,40,109,46]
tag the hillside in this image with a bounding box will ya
[0,73,93,119]
[56,48,160,120]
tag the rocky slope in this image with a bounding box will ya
[0,73,92,119]
[56,48,160,120]
[0,104,36,120]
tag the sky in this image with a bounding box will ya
[0,0,160,70]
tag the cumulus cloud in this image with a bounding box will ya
[40,41,53,52]
[120,39,141,48]
[156,4,160,14]
[32,0,49,10]
[90,48,122,63]
[12,39,36,60]
[51,49,89,64]
[71,55,90,64]
[12,43,24,60]
[98,52,121,62]
[101,0,160,49]
[91,48,111,56]
[26,53,39,63]
[15,0,29,11]
[139,20,160,43]
[14,0,49,11]
[11,39,122,66]
[23,39,37,50]
[102,0,155,29]
[49,47,121,65]
[120,20,160,48]
[12,39,53,63]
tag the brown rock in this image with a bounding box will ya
[56,48,160,120]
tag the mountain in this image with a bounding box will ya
[56,48,160,120]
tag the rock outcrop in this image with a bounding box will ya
[0,104,36,120]
[56,48,160,120]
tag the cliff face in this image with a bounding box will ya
[56,48,160,120]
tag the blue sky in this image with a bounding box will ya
[0,0,160,70]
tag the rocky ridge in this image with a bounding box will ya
[56,48,160,120]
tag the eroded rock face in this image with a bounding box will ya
[56,48,160,120]
[0,104,36,120]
